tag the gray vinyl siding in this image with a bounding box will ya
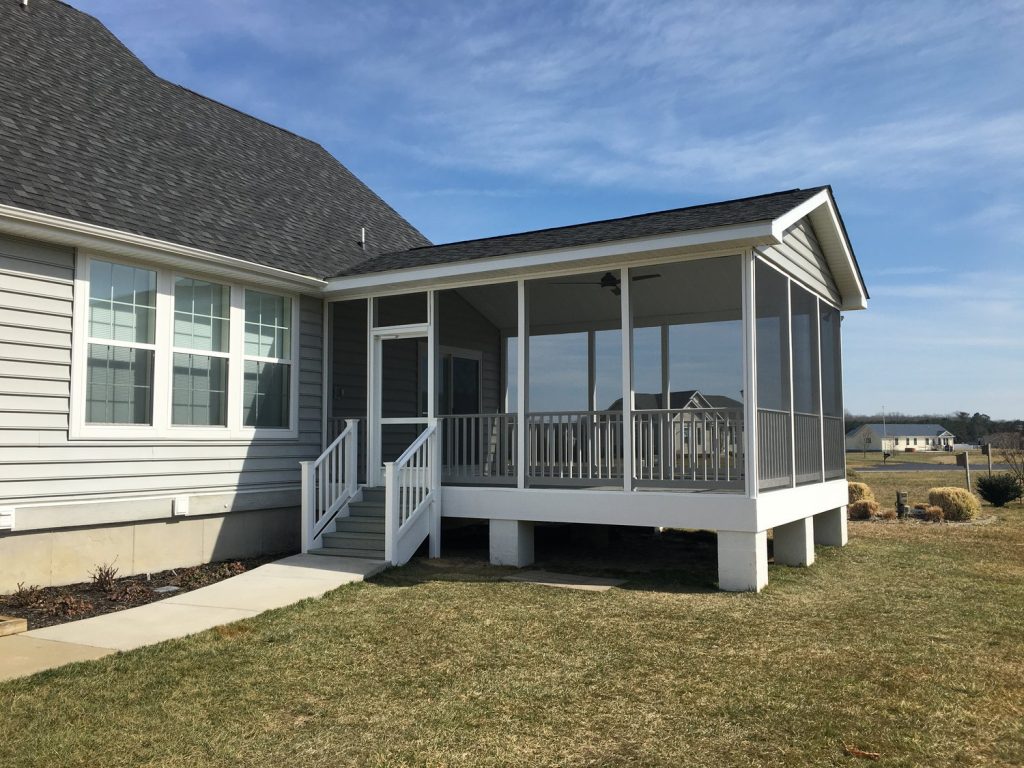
[755,218,841,305]
[0,232,323,507]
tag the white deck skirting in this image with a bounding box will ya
[441,479,847,534]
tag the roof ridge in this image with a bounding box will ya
[381,186,826,256]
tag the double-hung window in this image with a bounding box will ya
[85,261,157,425]
[74,254,298,439]
[243,291,292,429]
[172,278,231,427]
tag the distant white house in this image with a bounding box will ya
[845,423,954,452]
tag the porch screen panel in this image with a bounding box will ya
[790,284,821,484]
[755,260,792,489]
[330,299,369,483]
[820,303,845,479]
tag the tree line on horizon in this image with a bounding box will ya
[844,411,1024,444]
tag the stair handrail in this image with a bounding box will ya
[384,419,440,565]
[301,418,359,553]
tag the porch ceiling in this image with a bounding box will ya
[453,256,741,334]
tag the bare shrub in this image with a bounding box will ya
[848,500,879,520]
[922,506,944,522]
[877,508,897,520]
[45,595,94,618]
[90,561,119,593]
[109,582,151,604]
[8,583,42,609]
[989,432,1024,486]
[928,487,981,522]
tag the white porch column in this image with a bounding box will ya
[660,324,670,405]
[366,298,379,486]
[490,519,534,567]
[717,530,768,592]
[428,291,441,559]
[620,268,634,491]
[427,291,438,419]
[587,330,597,411]
[814,506,848,547]
[516,279,529,489]
[773,517,815,567]
[741,251,758,499]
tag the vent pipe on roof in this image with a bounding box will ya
[21,0,29,8]
[359,227,366,250]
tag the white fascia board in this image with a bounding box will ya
[770,190,868,311]
[0,203,325,293]
[322,220,775,298]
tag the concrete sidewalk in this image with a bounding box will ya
[0,554,385,682]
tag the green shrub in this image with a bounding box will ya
[928,487,981,521]
[848,499,879,520]
[848,482,874,505]
[975,473,1024,508]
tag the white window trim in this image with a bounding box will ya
[70,251,300,441]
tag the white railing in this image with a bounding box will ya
[440,413,517,484]
[757,408,792,490]
[384,420,440,565]
[301,418,359,552]
[526,411,625,483]
[327,416,348,442]
[632,408,744,488]
[794,411,823,484]
[823,415,846,479]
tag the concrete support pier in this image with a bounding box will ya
[490,519,535,567]
[773,517,815,567]
[717,530,768,592]
[813,507,848,547]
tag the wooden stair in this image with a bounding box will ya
[308,487,386,560]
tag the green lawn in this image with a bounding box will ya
[2,502,1023,767]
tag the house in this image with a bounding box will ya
[0,0,868,593]
[845,424,954,453]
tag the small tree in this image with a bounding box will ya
[990,432,1024,487]
[976,473,1024,508]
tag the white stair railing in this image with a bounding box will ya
[384,420,441,566]
[301,418,359,553]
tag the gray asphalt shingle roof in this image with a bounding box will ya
[334,187,828,277]
[0,0,429,280]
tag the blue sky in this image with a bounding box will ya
[74,0,1024,418]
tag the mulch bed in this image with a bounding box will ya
[0,553,292,630]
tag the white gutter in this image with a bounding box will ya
[0,203,326,292]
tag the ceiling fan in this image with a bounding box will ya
[553,271,661,296]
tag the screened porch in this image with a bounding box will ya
[325,252,844,495]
